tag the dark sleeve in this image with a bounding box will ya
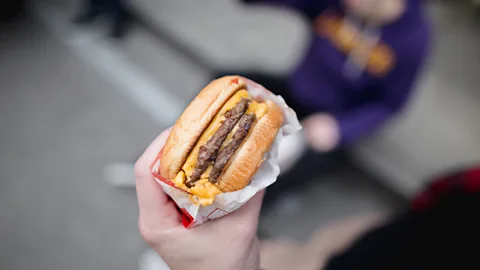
[335,36,430,145]
[334,68,419,145]
[325,167,480,270]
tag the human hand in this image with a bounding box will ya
[302,114,340,152]
[260,239,320,270]
[135,128,265,270]
[344,0,406,25]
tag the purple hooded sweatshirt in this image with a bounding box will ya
[244,0,431,145]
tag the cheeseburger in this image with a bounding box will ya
[159,76,284,205]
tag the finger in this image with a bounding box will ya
[137,127,173,170]
[136,127,181,229]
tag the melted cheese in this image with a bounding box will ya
[173,171,219,206]
[174,89,268,203]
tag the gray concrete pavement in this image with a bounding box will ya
[0,18,162,270]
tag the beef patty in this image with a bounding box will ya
[209,113,256,183]
[187,98,250,187]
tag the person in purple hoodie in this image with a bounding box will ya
[215,0,431,206]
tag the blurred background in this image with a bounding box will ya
[1,0,479,269]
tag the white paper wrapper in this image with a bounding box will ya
[151,82,302,227]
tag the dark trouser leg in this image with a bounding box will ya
[108,0,129,38]
[325,167,480,270]
[262,149,344,209]
[73,0,104,23]
[0,0,24,21]
[324,213,423,270]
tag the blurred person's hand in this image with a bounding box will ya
[135,128,264,270]
[344,0,406,24]
[260,213,386,270]
[303,113,340,152]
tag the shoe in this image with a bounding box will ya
[72,11,98,24]
[104,162,136,187]
[110,14,129,39]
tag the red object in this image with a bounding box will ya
[179,207,195,228]
[151,147,176,188]
[151,146,196,228]
[412,191,435,212]
[463,168,480,193]
[230,78,239,84]
[412,166,480,212]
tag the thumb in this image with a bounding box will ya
[136,127,182,230]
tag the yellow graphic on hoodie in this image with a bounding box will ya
[314,11,396,77]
